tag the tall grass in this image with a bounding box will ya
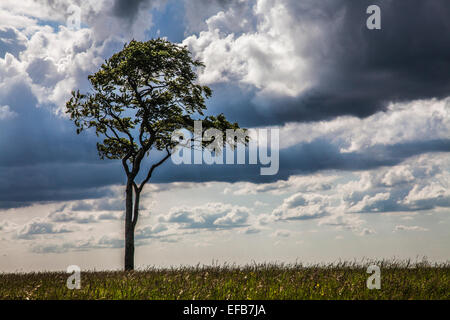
[0,259,448,300]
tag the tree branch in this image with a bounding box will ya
[122,151,133,176]
[138,148,172,192]
[99,95,136,146]
[132,182,140,228]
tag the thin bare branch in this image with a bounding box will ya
[138,147,172,192]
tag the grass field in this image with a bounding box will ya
[1,260,449,300]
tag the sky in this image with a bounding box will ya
[0,0,449,272]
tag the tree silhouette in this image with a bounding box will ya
[66,39,244,270]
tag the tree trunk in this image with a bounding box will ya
[124,180,134,271]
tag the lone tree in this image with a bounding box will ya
[66,39,244,271]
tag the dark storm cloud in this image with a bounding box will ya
[112,0,154,20]
[0,80,124,208]
[147,138,450,184]
[206,0,450,127]
[1,96,449,208]
[0,81,98,167]
[0,78,448,209]
[35,0,152,20]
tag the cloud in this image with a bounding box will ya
[16,218,73,239]
[183,0,249,34]
[394,225,429,232]
[272,229,291,238]
[276,98,450,151]
[29,222,175,253]
[253,201,268,207]
[160,202,251,230]
[347,192,391,213]
[0,0,159,111]
[402,183,450,211]
[242,227,262,235]
[358,228,376,236]
[185,0,450,127]
[0,221,18,233]
[70,197,125,212]
[135,223,169,240]
[30,238,98,253]
[342,155,450,214]
[225,174,336,195]
[44,190,152,223]
[7,155,447,254]
[0,105,17,120]
[272,193,330,221]
[48,209,98,224]
[0,74,124,208]
[96,235,125,248]
[184,0,316,97]
[0,27,27,58]
[112,0,156,21]
[264,153,450,235]
[317,213,365,235]
[6,154,446,248]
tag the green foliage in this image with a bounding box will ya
[66,38,243,176]
[1,260,448,300]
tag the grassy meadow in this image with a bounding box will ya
[0,260,448,300]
